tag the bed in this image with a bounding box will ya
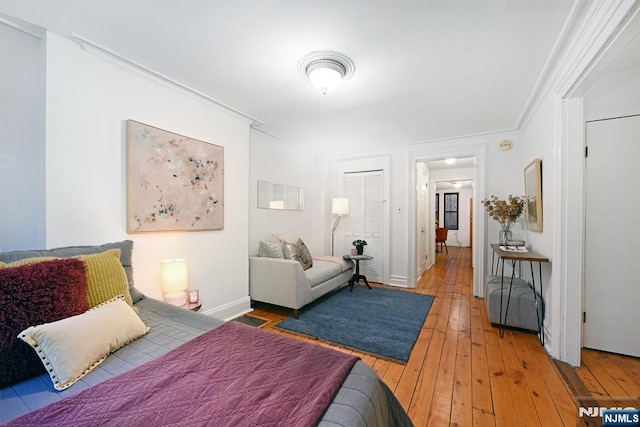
[0,241,412,426]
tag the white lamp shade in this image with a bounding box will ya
[160,258,188,305]
[308,65,343,94]
[332,198,349,215]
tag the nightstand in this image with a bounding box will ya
[342,254,373,292]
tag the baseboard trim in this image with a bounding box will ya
[389,275,409,287]
[202,296,252,321]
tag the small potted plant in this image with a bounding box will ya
[352,239,368,255]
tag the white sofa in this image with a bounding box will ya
[249,256,353,318]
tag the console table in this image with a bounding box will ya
[489,244,549,344]
[342,254,373,291]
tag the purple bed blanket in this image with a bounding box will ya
[4,322,359,427]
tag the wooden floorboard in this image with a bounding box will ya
[251,246,640,426]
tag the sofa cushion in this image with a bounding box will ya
[305,260,343,287]
[0,258,90,387]
[0,240,143,303]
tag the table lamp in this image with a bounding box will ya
[160,258,188,306]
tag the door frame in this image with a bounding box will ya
[549,1,640,366]
[408,143,486,296]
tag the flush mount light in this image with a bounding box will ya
[445,158,456,165]
[298,50,355,95]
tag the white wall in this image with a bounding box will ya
[249,130,323,255]
[0,22,45,251]
[584,68,640,119]
[44,32,252,319]
[519,92,556,340]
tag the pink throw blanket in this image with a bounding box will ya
[313,255,354,272]
[6,322,359,427]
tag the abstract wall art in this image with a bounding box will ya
[126,120,224,232]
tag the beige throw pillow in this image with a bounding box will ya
[18,296,149,391]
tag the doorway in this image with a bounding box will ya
[410,153,484,296]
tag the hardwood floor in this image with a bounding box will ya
[556,347,640,427]
[251,247,583,426]
[576,349,640,409]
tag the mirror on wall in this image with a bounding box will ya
[257,180,305,211]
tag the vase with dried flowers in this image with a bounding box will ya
[481,195,525,245]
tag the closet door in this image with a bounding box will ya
[342,171,384,282]
[584,115,640,357]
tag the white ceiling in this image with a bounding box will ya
[1,1,579,153]
[425,157,475,171]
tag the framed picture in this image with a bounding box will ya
[126,120,224,233]
[524,159,543,232]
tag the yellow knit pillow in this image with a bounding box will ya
[75,249,133,309]
[0,249,133,309]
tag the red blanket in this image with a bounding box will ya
[5,322,359,427]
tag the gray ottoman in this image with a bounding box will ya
[484,276,543,332]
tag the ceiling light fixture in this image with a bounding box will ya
[445,158,456,165]
[298,50,355,95]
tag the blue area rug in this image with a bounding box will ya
[276,286,434,363]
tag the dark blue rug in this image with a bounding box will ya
[276,286,434,363]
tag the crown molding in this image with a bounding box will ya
[0,14,43,42]
[68,32,260,125]
[514,0,639,131]
[249,124,317,154]
[514,0,591,131]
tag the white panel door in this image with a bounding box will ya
[584,116,640,357]
[342,171,384,282]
